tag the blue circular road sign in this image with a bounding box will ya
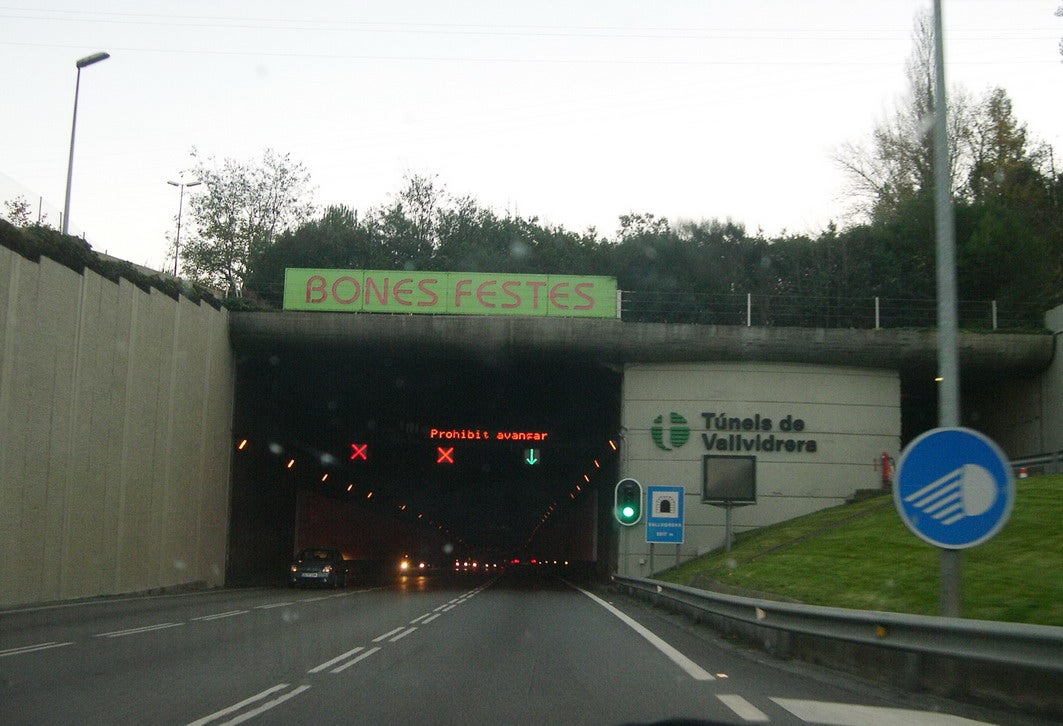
[894,427,1014,549]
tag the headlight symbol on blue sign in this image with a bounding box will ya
[894,428,1014,549]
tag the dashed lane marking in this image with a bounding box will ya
[186,683,292,726]
[188,683,311,726]
[717,694,769,722]
[771,698,996,725]
[190,610,249,622]
[390,627,417,642]
[331,646,381,673]
[0,641,75,657]
[94,622,184,638]
[372,626,405,642]
[308,646,364,674]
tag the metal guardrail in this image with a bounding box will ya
[1011,452,1063,476]
[612,575,1063,673]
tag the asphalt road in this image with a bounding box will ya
[0,569,1010,725]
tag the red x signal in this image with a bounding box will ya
[349,443,368,461]
[436,446,455,464]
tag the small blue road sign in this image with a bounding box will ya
[646,485,685,544]
[894,427,1014,549]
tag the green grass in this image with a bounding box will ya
[657,474,1063,626]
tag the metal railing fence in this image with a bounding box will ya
[619,291,1045,330]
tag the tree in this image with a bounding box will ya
[959,86,1060,308]
[2,195,33,227]
[362,173,447,269]
[245,204,374,305]
[835,10,972,220]
[180,148,314,296]
[1057,4,1063,61]
[968,88,1034,202]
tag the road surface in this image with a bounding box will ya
[0,568,1012,725]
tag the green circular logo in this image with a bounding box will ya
[651,413,690,451]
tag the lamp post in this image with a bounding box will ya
[167,180,201,276]
[62,51,110,236]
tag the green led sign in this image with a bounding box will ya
[283,269,617,318]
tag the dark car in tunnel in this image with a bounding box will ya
[289,547,348,588]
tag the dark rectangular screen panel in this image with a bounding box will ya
[702,455,756,504]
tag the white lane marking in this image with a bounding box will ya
[185,683,291,726]
[95,622,184,638]
[441,604,457,612]
[300,596,330,603]
[390,627,417,642]
[216,684,311,726]
[717,694,769,722]
[421,613,440,624]
[771,698,995,725]
[0,588,251,616]
[308,646,364,674]
[0,641,75,657]
[409,613,431,624]
[331,646,381,673]
[255,602,293,610]
[433,603,450,612]
[191,610,249,622]
[373,626,405,642]
[573,586,715,681]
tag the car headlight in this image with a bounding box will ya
[322,565,333,573]
[290,566,297,573]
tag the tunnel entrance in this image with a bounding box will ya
[226,345,622,586]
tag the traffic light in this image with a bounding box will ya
[614,478,643,526]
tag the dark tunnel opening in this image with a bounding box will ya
[226,346,622,586]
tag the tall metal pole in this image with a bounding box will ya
[168,180,201,276]
[932,0,962,617]
[61,67,84,236]
[61,52,109,236]
[174,184,185,276]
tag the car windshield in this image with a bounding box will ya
[2,3,1060,725]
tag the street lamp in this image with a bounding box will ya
[167,180,201,276]
[62,51,110,236]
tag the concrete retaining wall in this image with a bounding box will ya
[618,361,900,576]
[0,248,233,607]
[968,303,1063,458]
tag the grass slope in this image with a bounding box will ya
[657,474,1063,626]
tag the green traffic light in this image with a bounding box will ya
[614,478,642,526]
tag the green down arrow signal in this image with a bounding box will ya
[524,448,540,465]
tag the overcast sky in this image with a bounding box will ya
[1,1,1060,271]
